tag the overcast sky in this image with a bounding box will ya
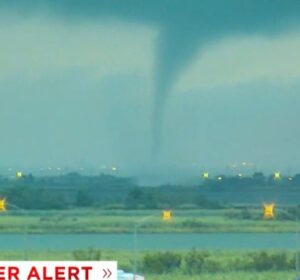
[1,1,300,179]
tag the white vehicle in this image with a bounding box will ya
[117,269,145,280]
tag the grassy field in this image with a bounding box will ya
[0,208,297,233]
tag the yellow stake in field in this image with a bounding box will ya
[263,203,275,219]
[0,199,6,212]
[274,172,281,180]
[162,210,172,221]
[203,172,209,180]
[16,171,23,179]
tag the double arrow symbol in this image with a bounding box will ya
[102,268,112,279]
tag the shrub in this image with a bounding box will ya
[142,252,182,274]
[225,208,257,220]
[184,250,208,274]
[181,219,203,229]
[203,259,221,273]
[72,248,101,260]
[246,251,292,271]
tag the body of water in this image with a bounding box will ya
[0,233,297,251]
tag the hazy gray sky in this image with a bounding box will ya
[1,1,300,177]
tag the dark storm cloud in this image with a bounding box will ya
[2,0,300,158]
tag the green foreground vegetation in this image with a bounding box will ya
[0,249,298,280]
[144,272,296,280]
[0,208,298,233]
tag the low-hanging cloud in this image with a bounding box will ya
[0,17,156,82]
[177,31,300,91]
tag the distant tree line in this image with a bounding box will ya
[0,172,299,210]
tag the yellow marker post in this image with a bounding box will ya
[274,172,281,180]
[162,210,172,221]
[16,171,23,179]
[263,203,275,219]
[0,199,6,212]
[203,172,209,180]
